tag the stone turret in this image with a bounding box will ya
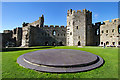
[39,14,44,27]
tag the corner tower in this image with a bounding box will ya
[66,9,92,46]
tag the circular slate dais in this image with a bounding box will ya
[17,49,104,73]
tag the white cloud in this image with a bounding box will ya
[93,13,99,20]
[94,14,98,19]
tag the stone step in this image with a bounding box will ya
[17,49,104,73]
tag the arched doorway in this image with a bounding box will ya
[59,42,63,46]
[78,41,81,46]
[52,42,56,46]
[45,41,48,46]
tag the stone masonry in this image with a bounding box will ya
[66,9,93,46]
[1,9,120,47]
[100,18,120,47]
[21,15,66,46]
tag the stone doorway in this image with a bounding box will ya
[52,42,56,46]
[45,42,48,46]
[59,42,63,46]
[78,41,81,46]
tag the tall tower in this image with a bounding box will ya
[39,14,44,27]
[66,9,92,46]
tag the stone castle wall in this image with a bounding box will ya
[30,25,66,46]
[2,9,120,47]
[100,18,120,47]
[22,25,66,46]
[2,27,22,47]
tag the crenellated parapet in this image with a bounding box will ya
[3,30,13,34]
[42,25,66,28]
[50,25,54,27]
[44,25,48,27]
[60,25,65,28]
[55,25,59,28]
[67,9,92,16]
[102,18,120,25]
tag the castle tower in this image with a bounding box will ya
[39,14,44,27]
[66,9,92,46]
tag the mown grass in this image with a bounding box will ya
[1,46,118,78]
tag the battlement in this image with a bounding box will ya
[67,9,92,16]
[3,30,12,33]
[44,25,48,27]
[50,25,54,27]
[42,25,66,28]
[55,25,59,28]
[60,25,65,28]
[112,18,120,22]
[103,18,120,25]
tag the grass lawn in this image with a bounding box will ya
[1,46,118,78]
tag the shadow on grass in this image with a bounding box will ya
[1,46,54,52]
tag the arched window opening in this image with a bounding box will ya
[112,29,114,32]
[73,21,75,26]
[69,22,70,25]
[112,42,115,45]
[106,41,109,45]
[70,32,72,35]
[77,26,78,29]
[101,42,103,45]
[52,30,56,36]
[101,30,104,33]
[106,30,108,33]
